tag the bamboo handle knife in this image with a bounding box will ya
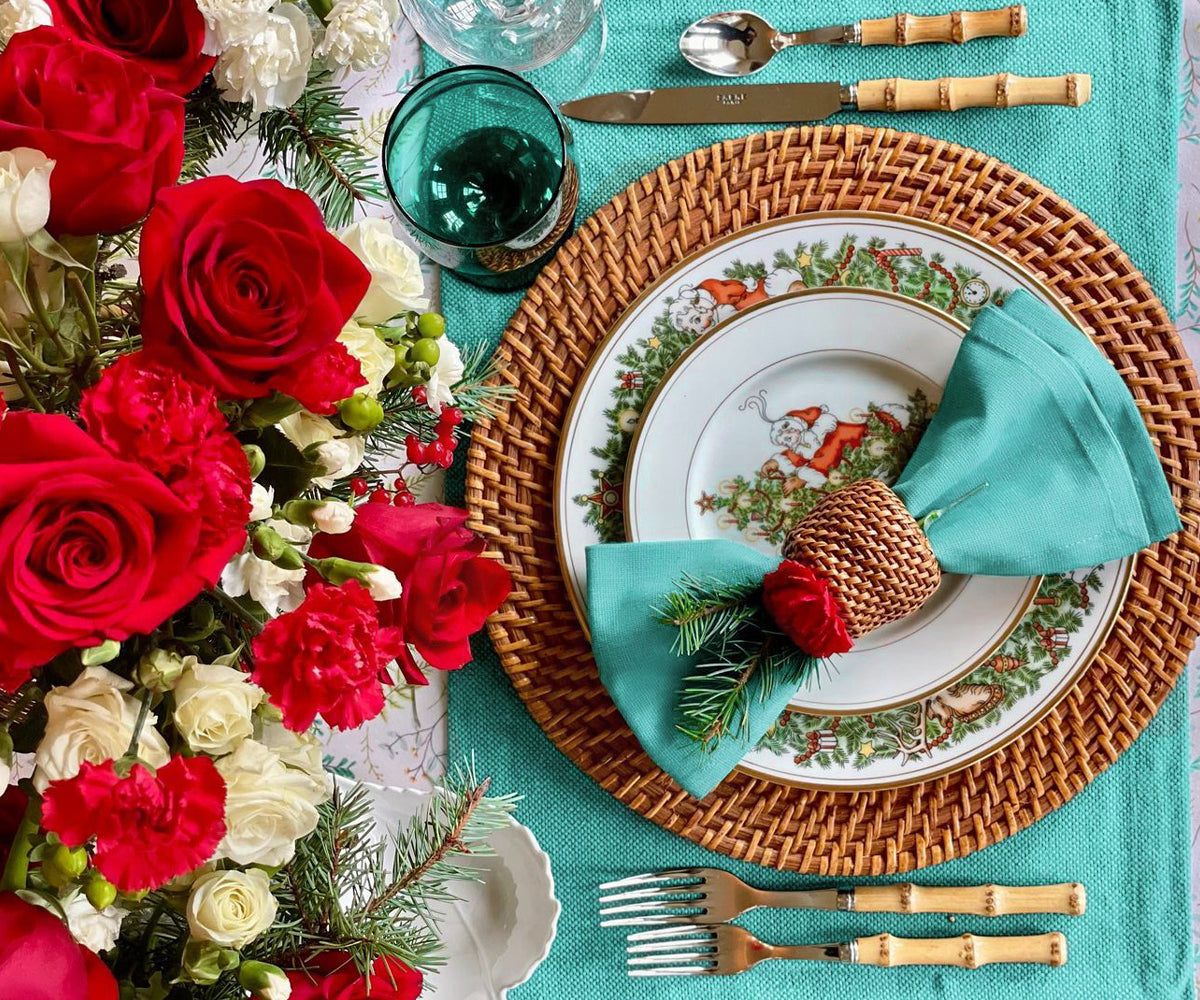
[856,72,1090,111]
[860,5,1028,45]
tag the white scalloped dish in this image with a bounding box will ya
[359,781,560,999]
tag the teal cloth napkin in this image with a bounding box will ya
[429,0,1191,995]
[585,290,1180,798]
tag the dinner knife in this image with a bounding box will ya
[560,73,1091,125]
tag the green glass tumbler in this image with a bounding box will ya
[382,66,578,290]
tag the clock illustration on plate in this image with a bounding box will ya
[962,278,990,307]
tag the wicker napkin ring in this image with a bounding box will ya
[781,478,941,638]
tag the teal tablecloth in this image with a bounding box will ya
[429,0,1191,996]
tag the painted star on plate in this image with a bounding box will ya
[647,335,661,349]
[858,741,875,758]
[797,252,813,267]
[586,476,623,519]
[695,492,716,513]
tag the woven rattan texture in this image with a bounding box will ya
[782,478,941,636]
[464,126,1200,874]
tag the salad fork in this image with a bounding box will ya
[625,924,1067,977]
[599,868,1086,926]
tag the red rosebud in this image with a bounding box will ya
[251,581,405,731]
[760,560,853,658]
[308,503,512,684]
[46,0,215,95]
[41,756,227,892]
[286,953,422,1000]
[0,893,119,1000]
[139,176,369,402]
[0,27,184,235]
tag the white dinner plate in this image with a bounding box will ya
[625,289,1039,715]
[555,211,1130,789]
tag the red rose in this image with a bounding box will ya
[80,353,251,582]
[0,893,119,1000]
[251,581,405,731]
[0,26,184,235]
[41,756,226,891]
[309,503,512,684]
[139,176,370,409]
[0,412,212,689]
[286,953,422,1000]
[760,559,853,658]
[46,0,214,94]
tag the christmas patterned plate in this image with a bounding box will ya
[625,288,1041,716]
[554,210,1132,790]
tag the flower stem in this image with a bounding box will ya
[306,0,334,20]
[210,587,265,636]
[1,342,45,412]
[24,268,62,353]
[0,796,39,892]
[124,690,153,759]
[67,272,101,355]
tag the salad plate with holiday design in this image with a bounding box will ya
[555,210,1131,790]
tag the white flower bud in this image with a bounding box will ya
[248,481,275,521]
[0,147,52,244]
[364,565,402,601]
[311,499,355,534]
[137,648,189,693]
[240,961,292,1000]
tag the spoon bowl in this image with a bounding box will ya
[679,10,783,77]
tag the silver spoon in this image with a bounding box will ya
[680,6,1029,78]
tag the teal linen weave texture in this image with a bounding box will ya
[426,0,1190,995]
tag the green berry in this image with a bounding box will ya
[44,844,88,887]
[409,338,440,367]
[85,875,118,911]
[242,443,266,479]
[416,312,446,339]
[338,393,385,432]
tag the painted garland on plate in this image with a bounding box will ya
[573,229,1107,774]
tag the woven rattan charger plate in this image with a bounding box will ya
[464,125,1200,875]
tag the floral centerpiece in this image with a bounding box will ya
[0,3,516,998]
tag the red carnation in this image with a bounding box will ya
[0,27,184,235]
[80,353,251,583]
[251,581,405,732]
[0,412,212,689]
[269,340,367,416]
[761,559,853,658]
[139,176,369,405]
[0,893,119,1000]
[41,756,227,892]
[46,0,214,95]
[308,504,511,684]
[286,953,422,1000]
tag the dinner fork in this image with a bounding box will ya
[599,868,1086,926]
[625,925,1068,977]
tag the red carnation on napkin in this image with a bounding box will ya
[41,756,227,891]
[285,953,422,1000]
[139,176,369,409]
[0,412,212,690]
[0,26,184,235]
[46,0,214,95]
[761,559,853,658]
[308,503,512,684]
[80,353,251,581]
[251,580,406,731]
[0,893,118,1000]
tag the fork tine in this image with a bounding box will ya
[602,913,700,928]
[628,951,716,965]
[627,925,715,942]
[598,898,705,917]
[628,938,717,955]
[598,868,705,891]
[627,965,716,977]
[598,884,706,905]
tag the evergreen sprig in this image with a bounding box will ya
[657,575,816,750]
[256,68,385,227]
[182,79,254,181]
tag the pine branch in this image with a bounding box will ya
[256,68,385,227]
[182,77,254,180]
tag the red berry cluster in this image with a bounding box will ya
[349,477,415,506]
[404,386,464,471]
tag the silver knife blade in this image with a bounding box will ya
[559,82,847,125]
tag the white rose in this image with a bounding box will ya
[34,666,170,790]
[364,565,402,601]
[311,499,355,534]
[215,739,322,866]
[186,868,278,948]
[195,0,273,54]
[276,411,365,488]
[220,518,310,617]
[337,319,392,399]
[424,337,464,413]
[0,147,51,243]
[257,718,332,804]
[316,0,394,72]
[0,0,52,46]
[214,3,313,114]
[249,481,275,521]
[173,661,265,756]
[339,218,429,323]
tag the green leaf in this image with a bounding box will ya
[27,230,88,271]
[250,426,326,502]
